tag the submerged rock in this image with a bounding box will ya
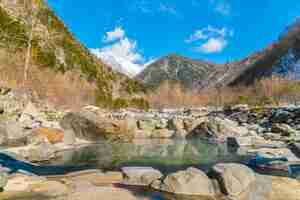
[152,167,215,197]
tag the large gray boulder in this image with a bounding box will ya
[60,111,136,141]
[211,163,256,197]
[190,117,249,141]
[122,167,163,186]
[151,167,215,197]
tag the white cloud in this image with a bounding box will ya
[186,26,233,53]
[92,27,151,77]
[185,26,231,43]
[185,30,208,43]
[103,27,125,43]
[197,37,228,53]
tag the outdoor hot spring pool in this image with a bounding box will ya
[51,139,252,174]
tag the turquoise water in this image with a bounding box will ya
[46,139,252,200]
[9,139,297,200]
[53,139,252,173]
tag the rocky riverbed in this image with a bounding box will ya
[0,89,300,199]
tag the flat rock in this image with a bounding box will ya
[4,174,45,192]
[29,180,69,197]
[68,186,138,200]
[69,171,123,185]
[268,175,300,200]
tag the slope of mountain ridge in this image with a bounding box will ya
[0,0,147,108]
[138,20,300,90]
[137,54,224,89]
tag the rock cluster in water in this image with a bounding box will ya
[1,163,300,200]
[0,89,300,199]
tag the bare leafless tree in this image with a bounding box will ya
[23,0,41,85]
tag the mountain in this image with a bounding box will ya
[0,0,147,108]
[137,54,221,90]
[228,20,300,86]
[138,20,300,90]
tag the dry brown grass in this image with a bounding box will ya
[146,81,199,108]
[146,76,300,108]
[0,51,97,110]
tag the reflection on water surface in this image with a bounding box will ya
[53,139,251,173]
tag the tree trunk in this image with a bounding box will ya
[23,0,36,86]
[24,29,33,84]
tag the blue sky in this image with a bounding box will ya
[48,0,300,74]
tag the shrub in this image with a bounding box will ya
[146,76,300,108]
